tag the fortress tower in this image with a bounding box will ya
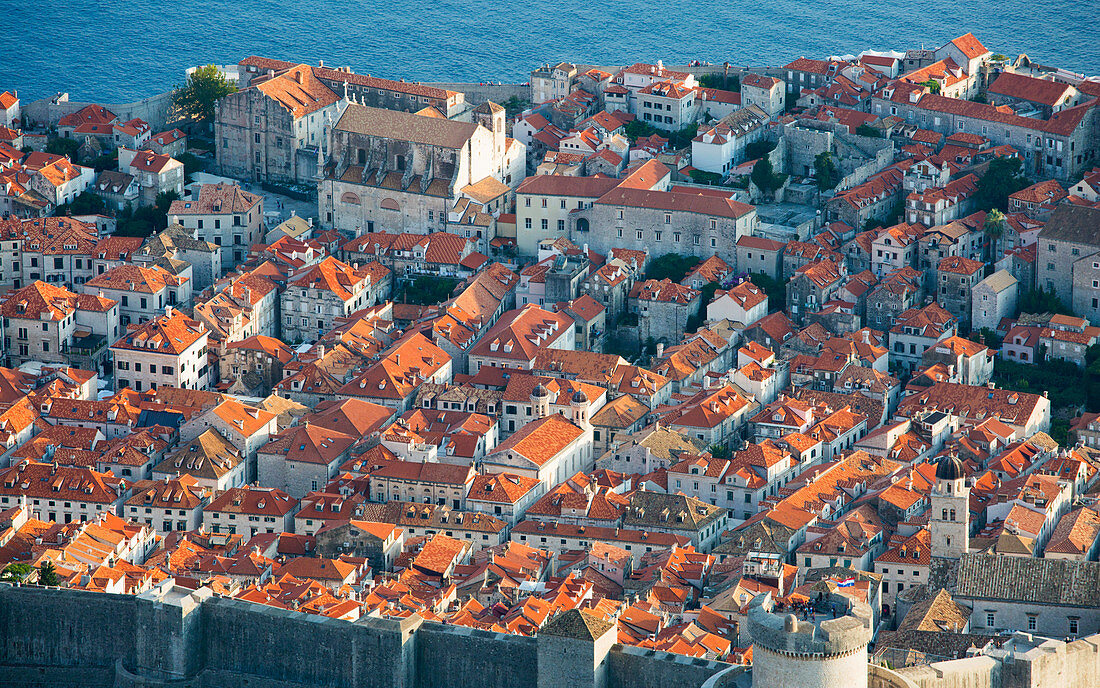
[746,592,874,688]
[930,453,970,559]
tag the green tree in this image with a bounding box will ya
[39,561,61,587]
[0,562,33,582]
[920,79,941,94]
[745,140,776,161]
[645,254,700,282]
[401,275,461,305]
[89,152,119,173]
[699,73,739,91]
[155,190,180,216]
[176,152,204,180]
[667,123,699,150]
[173,65,238,130]
[624,119,658,143]
[855,123,882,139]
[985,209,1007,258]
[689,169,722,186]
[55,191,107,217]
[814,152,840,190]
[976,327,1002,349]
[751,157,784,195]
[709,443,733,461]
[502,95,530,117]
[976,157,1028,211]
[45,137,80,158]
[750,272,786,312]
[1017,288,1073,316]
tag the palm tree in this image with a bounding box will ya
[985,209,1007,261]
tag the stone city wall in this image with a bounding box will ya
[0,583,732,688]
[22,91,177,131]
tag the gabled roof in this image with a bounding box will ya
[539,608,615,640]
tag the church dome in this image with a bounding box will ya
[935,454,964,481]
[571,389,588,404]
[531,383,550,399]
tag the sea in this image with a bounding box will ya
[1,0,1098,104]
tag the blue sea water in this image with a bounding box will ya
[0,0,1097,104]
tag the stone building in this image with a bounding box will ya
[872,85,1098,181]
[84,263,191,326]
[167,183,264,270]
[741,74,785,120]
[0,280,119,368]
[280,256,376,343]
[133,226,222,293]
[239,57,464,117]
[118,147,184,206]
[319,102,524,241]
[1036,205,1100,319]
[691,106,769,176]
[786,260,845,326]
[628,279,700,345]
[865,267,923,332]
[109,307,211,392]
[221,335,295,394]
[514,174,622,257]
[215,63,341,184]
[571,182,757,267]
[935,255,984,326]
[888,302,958,372]
[531,62,579,104]
[971,269,1018,332]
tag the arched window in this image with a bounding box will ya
[340,192,361,206]
[949,509,956,522]
[380,197,400,211]
[942,508,948,520]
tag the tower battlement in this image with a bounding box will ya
[746,592,874,688]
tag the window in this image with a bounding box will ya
[1027,615,1037,631]
[1070,618,1079,634]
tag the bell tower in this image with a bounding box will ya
[930,454,970,559]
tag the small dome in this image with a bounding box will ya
[935,454,964,481]
[784,614,799,632]
[571,389,588,404]
[531,383,550,399]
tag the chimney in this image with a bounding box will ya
[656,342,664,358]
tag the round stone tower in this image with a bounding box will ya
[746,592,873,688]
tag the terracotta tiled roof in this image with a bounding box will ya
[206,486,297,515]
[489,414,585,468]
[253,64,339,119]
[0,461,127,504]
[110,309,207,355]
[168,183,261,215]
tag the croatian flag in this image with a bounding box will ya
[837,578,855,588]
